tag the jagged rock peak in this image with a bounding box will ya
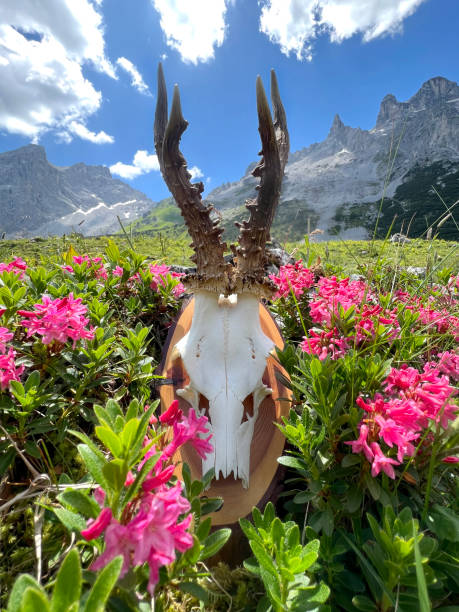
[376,76,459,127]
[408,76,459,108]
[329,113,345,136]
[0,143,47,161]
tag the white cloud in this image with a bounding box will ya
[0,0,115,140]
[110,150,160,180]
[152,0,229,64]
[259,0,427,61]
[69,121,114,144]
[189,166,204,180]
[116,57,151,96]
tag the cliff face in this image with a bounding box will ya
[0,145,155,237]
[203,76,459,240]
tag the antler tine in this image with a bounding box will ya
[154,64,229,293]
[232,70,289,296]
[271,69,290,173]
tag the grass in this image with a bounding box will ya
[1,233,457,278]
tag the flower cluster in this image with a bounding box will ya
[347,362,458,477]
[81,401,213,593]
[269,260,314,299]
[149,263,185,298]
[0,257,27,279]
[302,276,399,359]
[300,328,349,360]
[0,326,23,390]
[18,293,95,347]
[63,255,108,280]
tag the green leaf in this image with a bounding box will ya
[7,575,43,612]
[277,456,308,473]
[83,555,123,612]
[196,517,212,541]
[77,444,108,488]
[427,505,459,542]
[351,595,378,611]
[341,454,361,468]
[50,549,82,612]
[178,582,209,603]
[251,541,278,576]
[57,490,100,519]
[341,531,395,607]
[21,588,51,611]
[0,446,16,476]
[119,418,139,451]
[413,522,431,612]
[52,508,87,533]
[102,461,124,491]
[200,528,231,560]
[95,426,122,457]
[200,497,223,515]
[364,473,381,501]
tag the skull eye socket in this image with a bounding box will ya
[198,394,209,417]
[241,394,254,423]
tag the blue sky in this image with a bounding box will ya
[0,0,458,203]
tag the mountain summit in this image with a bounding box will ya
[0,145,155,237]
[203,76,459,240]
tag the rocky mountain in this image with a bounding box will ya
[204,76,459,241]
[0,145,155,237]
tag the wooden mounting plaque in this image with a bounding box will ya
[159,298,292,525]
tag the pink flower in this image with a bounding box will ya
[0,327,13,354]
[0,348,24,390]
[159,399,182,425]
[89,482,193,594]
[164,408,213,461]
[18,293,95,347]
[142,464,175,493]
[436,351,459,381]
[81,507,112,540]
[149,263,185,297]
[0,257,27,279]
[269,260,315,299]
[442,456,459,464]
[370,442,399,479]
[345,423,374,462]
[113,266,124,277]
[300,328,348,360]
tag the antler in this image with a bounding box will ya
[232,70,290,296]
[154,63,230,293]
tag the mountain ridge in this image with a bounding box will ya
[201,75,459,240]
[1,75,458,241]
[0,144,156,237]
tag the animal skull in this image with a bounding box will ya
[155,65,289,488]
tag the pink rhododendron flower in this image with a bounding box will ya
[0,257,27,279]
[300,328,348,360]
[162,407,213,461]
[370,442,399,479]
[18,293,95,347]
[86,482,193,594]
[149,263,185,297]
[82,403,213,593]
[348,362,458,478]
[436,351,459,381]
[0,327,13,354]
[113,265,123,277]
[269,260,315,299]
[159,399,182,425]
[345,423,374,462]
[81,507,113,540]
[443,456,459,464]
[0,348,24,390]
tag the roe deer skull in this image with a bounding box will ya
[155,64,289,488]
